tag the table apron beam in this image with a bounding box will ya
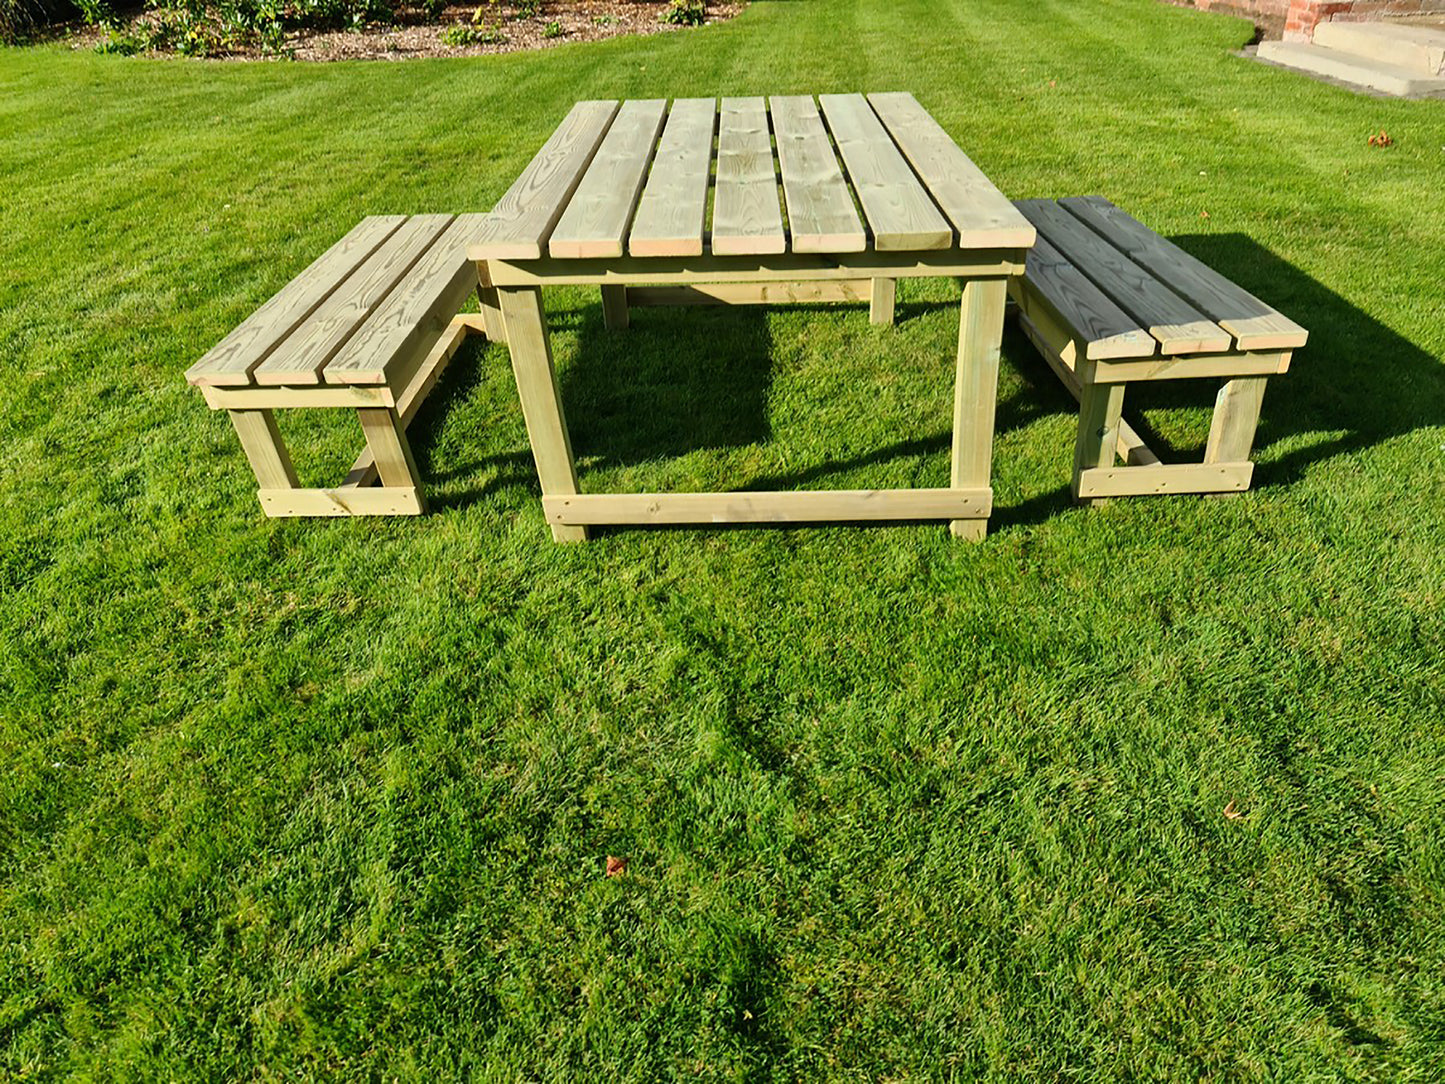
[542,488,993,526]
[481,249,1028,287]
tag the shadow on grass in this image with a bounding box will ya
[413,239,1443,527]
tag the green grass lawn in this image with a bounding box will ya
[3,0,1445,1076]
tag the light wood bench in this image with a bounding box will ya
[185,215,496,516]
[1009,197,1308,501]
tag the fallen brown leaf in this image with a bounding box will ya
[1368,129,1394,148]
[605,855,628,877]
[1223,800,1245,820]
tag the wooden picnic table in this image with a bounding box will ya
[469,93,1036,542]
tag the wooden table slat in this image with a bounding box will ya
[1015,199,1231,355]
[629,98,716,257]
[867,92,1035,249]
[1058,196,1309,352]
[324,213,489,386]
[253,214,455,386]
[468,99,621,261]
[549,98,668,259]
[769,95,867,253]
[185,216,406,387]
[818,93,952,251]
[711,96,786,256]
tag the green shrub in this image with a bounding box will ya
[541,16,559,36]
[659,0,703,26]
[2,0,79,43]
[439,16,499,45]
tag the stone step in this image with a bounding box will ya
[1257,40,1445,96]
[1313,19,1445,76]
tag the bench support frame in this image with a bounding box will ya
[1009,280,1288,503]
[201,307,490,518]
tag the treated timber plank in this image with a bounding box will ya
[323,213,487,386]
[867,92,1035,249]
[202,384,393,410]
[486,249,1025,286]
[257,486,423,516]
[950,277,1008,540]
[186,216,405,387]
[1091,351,1288,383]
[629,98,716,257]
[469,100,621,261]
[1205,376,1268,464]
[228,410,299,489]
[549,98,668,259]
[543,488,993,526]
[818,93,951,250]
[1076,462,1253,498]
[1059,196,1308,352]
[253,215,454,386]
[1020,236,1156,360]
[627,281,871,306]
[769,95,866,253]
[711,97,786,256]
[1015,199,1231,355]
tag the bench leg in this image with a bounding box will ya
[950,277,1007,541]
[601,285,629,330]
[1205,376,1267,465]
[229,409,299,491]
[1072,383,1126,505]
[498,285,588,543]
[358,405,425,507]
[870,277,897,326]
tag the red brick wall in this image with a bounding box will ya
[1164,0,1445,39]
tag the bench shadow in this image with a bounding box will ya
[1162,233,1445,485]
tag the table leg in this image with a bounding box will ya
[228,409,299,491]
[497,286,588,542]
[476,262,505,344]
[1072,383,1125,505]
[870,278,897,326]
[949,277,1007,540]
[601,285,629,330]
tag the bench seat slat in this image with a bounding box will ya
[253,214,454,387]
[185,216,406,388]
[770,95,867,253]
[1015,199,1231,355]
[1021,237,1156,360]
[468,100,622,261]
[711,97,786,256]
[549,98,668,259]
[867,92,1035,250]
[323,213,488,386]
[1058,196,1309,352]
[818,93,952,251]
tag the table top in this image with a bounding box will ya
[469,93,1036,264]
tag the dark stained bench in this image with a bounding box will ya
[185,215,499,516]
[1009,197,1308,501]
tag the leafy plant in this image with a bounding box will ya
[659,0,703,26]
[439,16,499,44]
[511,0,536,17]
[541,16,559,36]
[93,21,144,51]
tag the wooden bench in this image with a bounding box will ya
[1008,197,1308,501]
[185,214,496,516]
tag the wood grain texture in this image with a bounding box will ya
[1015,199,1230,355]
[950,277,1008,540]
[769,95,866,253]
[1204,376,1268,464]
[257,486,423,516]
[227,410,299,489]
[253,214,453,386]
[468,100,621,260]
[543,488,992,525]
[1075,462,1253,498]
[626,281,871,306]
[629,98,716,257]
[818,93,951,251]
[867,92,1035,249]
[549,98,668,259]
[1058,196,1308,352]
[1019,236,1155,359]
[323,213,486,386]
[186,217,405,387]
[711,97,786,256]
